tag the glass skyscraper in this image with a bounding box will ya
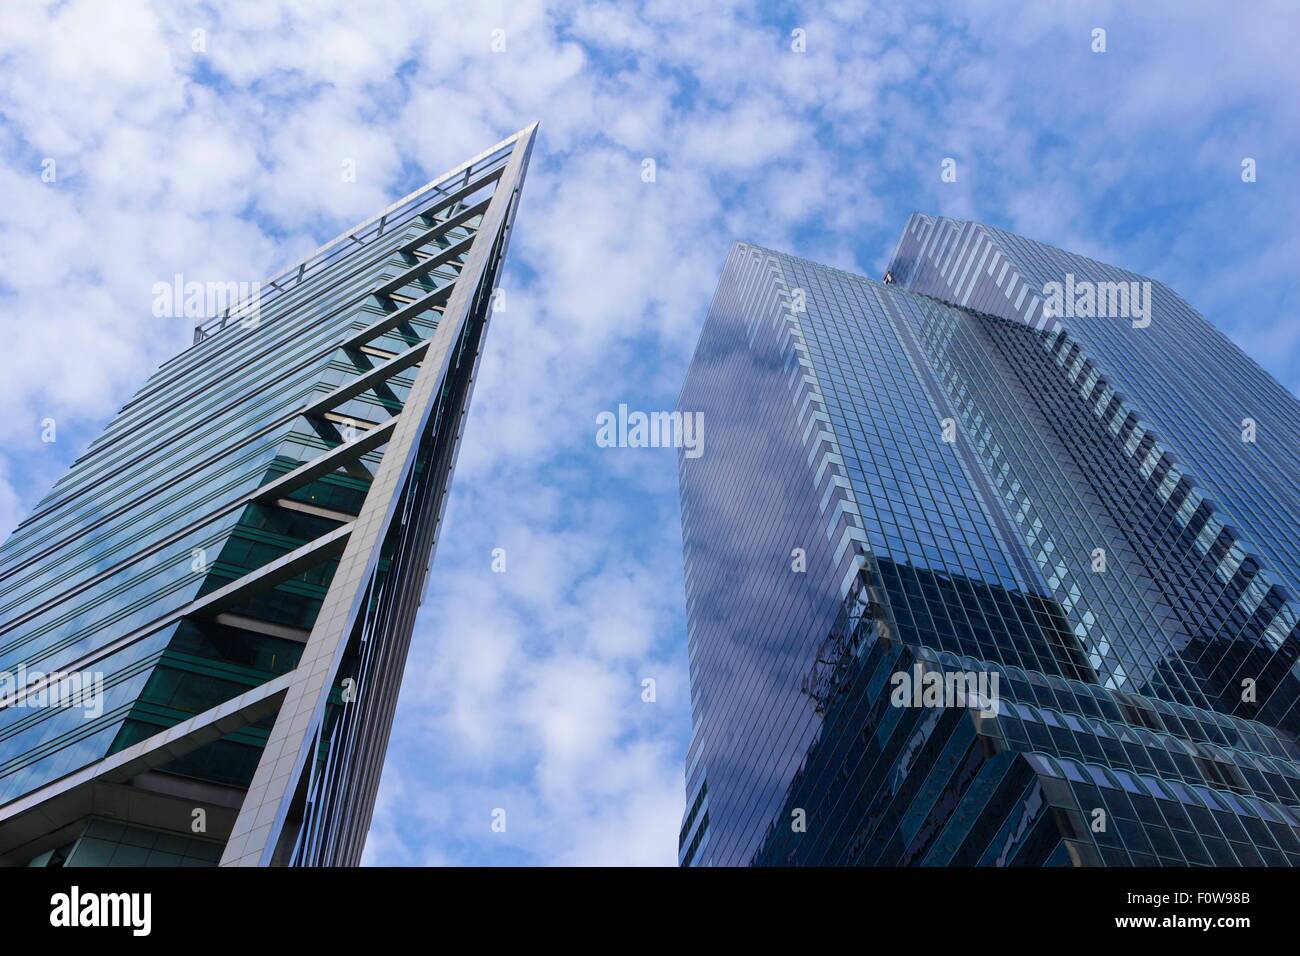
[0,126,535,867]
[677,216,1300,867]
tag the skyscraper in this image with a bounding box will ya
[0,125,536,867]
[677,216,1300,867]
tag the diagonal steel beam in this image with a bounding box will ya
[0,671,295,857]
[0,523,353,710]
[0,422,396,638]
[374,234,475,298]
[399,196,491,255]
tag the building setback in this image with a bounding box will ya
[677,217,1300,866]
[0,125,536,867]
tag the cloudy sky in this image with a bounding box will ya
[1,0,1296,865]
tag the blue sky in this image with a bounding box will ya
[0,1,1296,865]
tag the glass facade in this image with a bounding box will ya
[678,221,1300,866]
[0,127,535,867]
